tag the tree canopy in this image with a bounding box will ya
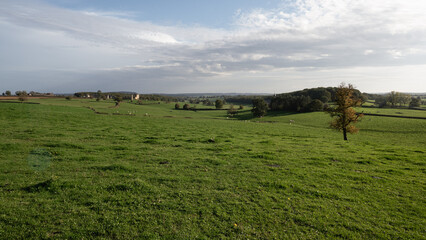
[251,98,268,117]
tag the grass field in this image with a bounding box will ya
[0,99,425,239]
[356,107,426,118]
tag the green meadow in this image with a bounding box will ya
[0,99,425,239]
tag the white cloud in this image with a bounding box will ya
[1,0,426,93]
[363,50,374,56]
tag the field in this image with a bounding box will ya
[0,98,425,239]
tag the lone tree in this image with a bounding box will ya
[251,98,268,117]
[328,83,363,140]
[215,99,223,109]
[5,90,11,96]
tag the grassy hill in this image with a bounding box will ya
[0,99,425,239]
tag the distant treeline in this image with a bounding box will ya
[364,92,424,108]
[217,87,366,113]
[138,94,182,102]
[270,87,364,112]
[225,96,261,105]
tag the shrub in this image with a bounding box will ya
[215,99,223,109]
[175,103,180,109]
[65,96,72,100]
[183,104,190,110]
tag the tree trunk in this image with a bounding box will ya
[343,128,348,140]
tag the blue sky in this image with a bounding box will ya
[44,0,284,28]
[1,0,426,93]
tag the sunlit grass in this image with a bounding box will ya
[0,99,424,239]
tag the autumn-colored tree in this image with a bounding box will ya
[328,83,363,140]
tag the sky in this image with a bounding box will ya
[1,0,426,94]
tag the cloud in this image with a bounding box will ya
[1,0,426,93]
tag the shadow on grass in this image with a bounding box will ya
[231,110,303,121]
[22,179,55,193]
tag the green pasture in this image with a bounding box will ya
[0,99,425,239]
[356,106,426,118]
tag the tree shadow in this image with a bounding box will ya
[231,110,303,121]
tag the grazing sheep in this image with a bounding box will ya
[289,120,295,124]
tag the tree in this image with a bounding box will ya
[388,91,399,108]
[305,99,324,112]
[183,103,190,110]
[15,90,27,96]
[203,99,211,106]
[15,90,28,101]
[409,97,421,108]
[328,83,363,141]
[175,103,180,109]
[215,99,223,109]
[251,98,268,117]
[401,94,411,107]
[374,95,388,108]
[5,90,11,96]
